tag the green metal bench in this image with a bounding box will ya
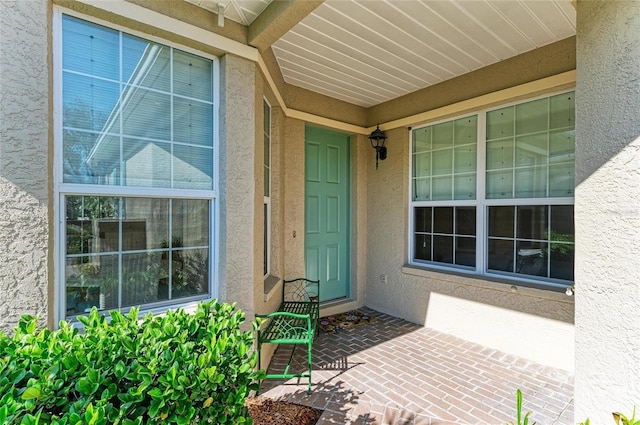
[256,278,320,394]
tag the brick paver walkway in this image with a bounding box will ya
[259,308,574,425]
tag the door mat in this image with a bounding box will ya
[318,310,377,334]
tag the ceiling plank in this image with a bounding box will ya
[248,0,323,52]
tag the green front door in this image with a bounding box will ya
[305,126,350,302]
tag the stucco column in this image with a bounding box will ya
[575,1,640,421]
[0,0,51,332]
[218,54,256,321]
[283,118,306,280]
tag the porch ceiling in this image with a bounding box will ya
[191,0,576,108]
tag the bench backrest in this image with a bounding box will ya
[282,278,320,303]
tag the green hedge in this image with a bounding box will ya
[0,301,264,424]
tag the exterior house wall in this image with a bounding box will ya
[363,65,577,371]
[575,0,640,421]
[0,0,51,332]
[0,1,261,334]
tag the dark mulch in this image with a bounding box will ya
[246,397,322,425]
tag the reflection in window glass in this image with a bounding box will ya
[412,116,477,201]
[486,93,575,199]
[61,15,214,189]
[64,196,209,317]
[487,205,574,281]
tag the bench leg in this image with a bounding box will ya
[307,340,313,395]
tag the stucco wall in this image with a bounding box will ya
[574,0,640,421]
[218,54,257,322]
[0,0,51,333]
[283,118,306,280]
[364,108,575,371]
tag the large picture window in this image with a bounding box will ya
[57,14,217,318]
[410,92,575,289]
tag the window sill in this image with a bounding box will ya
[401,265,574,303]
[263,275,282,303]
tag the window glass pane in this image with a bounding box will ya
[488,206,514,238]
[123,35,170,91]
[549,92,574,130]
[486,106,514,140]
[516,133,548,167]
[120,198,169,251]
[454,146,476,173]
[122,138,172,188]
[432,148,453,175]
[122,88,171,141]
[413,152,431,179]
[264,134,270,169]
[172,199,209,247]
[516,98,548,135]
[455,207,476,235]
[173,50,213,102]
[264,203,268,276]
[264,101,270,134]
[433,207,453,234]
[433,235,453,263]
[549,130,575,164]
[169,248,209,299]
[66,254,119,316]
[66,219,94,255]
[488,239,514,272]
[65,196,210,317]
[173,99,213,146]
[455,237,476,267]
[515,166,547,198]
[64,130,119,185]
[454,174,475,200]
[413,127,431,152]
[549,205,574,281]
[414,234,431,261]
[121,251,165,308]
[550,205,574,236]
[432,176,452,200]
[66,195,120,220]
[486,139,514,170]
[414,207,432,233]
[63,16,119,79]
[549,163,574,197]
[486,170,513,199]
[515,241,547,277]
[454,116,477,146]
[517,205,547,240]
[173,145,213,190]
[412,178,430,201]
[62,17,216,191]
[432,121,453,150]
[63,73,120,132]
[550,243,574,280]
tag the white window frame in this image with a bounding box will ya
[263,98,271,278]
[53,8,220,324]
[408,90,575,290]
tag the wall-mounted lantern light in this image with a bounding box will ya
[368,124,387,170]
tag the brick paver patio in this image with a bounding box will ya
[259,308,574,425]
